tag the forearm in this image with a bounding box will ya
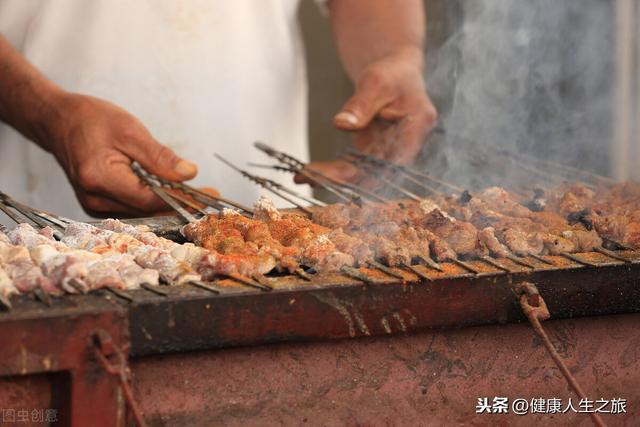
[328,0,425,80]
[0,35,66,151]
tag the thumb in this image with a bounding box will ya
[334,71,395,131]
[119,133,198,182]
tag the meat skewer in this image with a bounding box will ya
[131,161,254,215]
[252,197,430,279]
[254,198,404,279]
[1,202,166,292]
[18,194,264,290]
[332,156,588,262]
[547,182,640,250]
[247,151,487,270]
[8,223,160,292]
[0,229,60,296]
[179,158,409,281]
[183,196,406,283]
[249,163,362,205]
[61,221,196,286]
[253,142,389,203]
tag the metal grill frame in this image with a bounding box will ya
[2,250,638,357]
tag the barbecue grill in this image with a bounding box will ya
[0,144,638,426]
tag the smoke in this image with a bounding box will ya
[419,0,615,192]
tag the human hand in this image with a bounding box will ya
[46,94,198,217]
[303,47,437,183]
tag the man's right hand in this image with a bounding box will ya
[46,94,198,217]
[0,35,198,216]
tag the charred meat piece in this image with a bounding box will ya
[498,229,544,256]
[478,227,512,258]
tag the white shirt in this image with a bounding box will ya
[0,0,310,219]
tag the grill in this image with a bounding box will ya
[2,201,639,357]
[1,144,639,426]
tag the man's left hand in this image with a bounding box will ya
[304,47,437,183]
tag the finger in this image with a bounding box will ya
[198,187,221,198]
[84,154,170,213]
[116,129,198,182]
[334,71,396,131]
[297,160,361,184]
[386,107,437,165]
[163,187,220,210]
[353,123,390,158]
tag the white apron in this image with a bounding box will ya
[0,0,309,219]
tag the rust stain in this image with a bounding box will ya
[20,347,27,375]
[41,357,51,370]
[352,308,371,336]
[380,317,392,334]
[141,326,153,341]
[392,313,407,332]
[313,293,356,337]
[313,292,371,337]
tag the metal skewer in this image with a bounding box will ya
[594,247,631,263]
[560,252,598,267]
[68,278,89,294]
[402,263,432,281]
[0,202,24,225]
[416,255,443,272]
[249,163,358,204]
[32,288,52,306]
[244,165,327,207]
[367,260,406,281]
[526,253,557,266]
[225,274,272,291]
[306,167,390,204]
[187,280,221,294]
[450,258,481,275]
[294,268,313,281]
[164,191,210,215]
[506,255,537,269]
[163,181,254,215]
[132,162,199,223]
[350,151,465,194]
[131,161,254,215]
[0,294,12,311]
[154,187,199,223]
[105,287,135,302]
[254,142,389,203]
[480,256,514,273]
[340,265,380,285]
[141,283,169,296]
[490,150,581,187]
[215,154,314,216]
[0,193,63,235]
[345,150,443,195]
[356,163,422,201]
[497,148,617,186]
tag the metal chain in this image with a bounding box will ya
[516,282,607,427]
[91,330,147,427]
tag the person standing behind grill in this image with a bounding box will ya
[0,0,436,218]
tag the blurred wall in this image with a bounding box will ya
[298,0,351,162]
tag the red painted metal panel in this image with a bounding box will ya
[131,314,640,426]
[0,297,129,427]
